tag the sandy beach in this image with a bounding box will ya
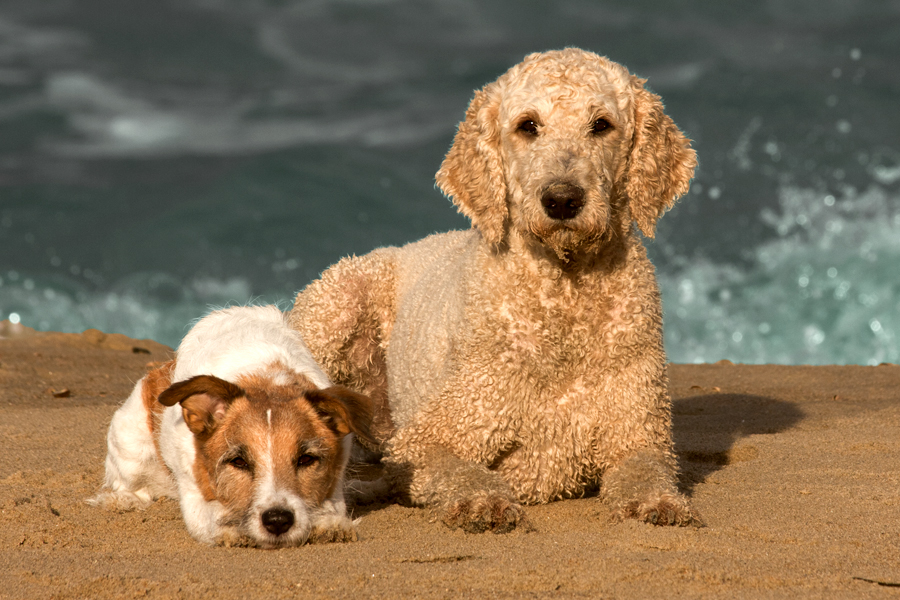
[1,322,898,599]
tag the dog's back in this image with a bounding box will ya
[172,305,331,388]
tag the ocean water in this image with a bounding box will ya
[1,0,898,364]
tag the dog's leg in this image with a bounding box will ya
[386,447,530,533]
[592,358,703,527]
[601,447,701,526]
[88,378,175,510]
[306,498,359,544]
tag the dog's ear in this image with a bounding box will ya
[158,375,244,437]
[625,77,697,238]
[305,385,376,447]
[435,83,508,248]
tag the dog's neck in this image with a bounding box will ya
[497,226,633,282]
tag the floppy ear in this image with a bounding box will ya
[625,77,698,238]
[435,83,508,247]
[158,375,245,437]
[305,385,376,448]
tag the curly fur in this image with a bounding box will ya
[289,48,700,531]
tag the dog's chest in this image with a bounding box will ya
[487,278,615,375]
[477,266,653,423]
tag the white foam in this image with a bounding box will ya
[660,184,900,365]
[0,274,254,346]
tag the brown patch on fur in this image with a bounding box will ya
[204,387,339,510]
[141,360,175,458]
[305,385,376,448]
[158,374,248,502]
[158,375,245,440]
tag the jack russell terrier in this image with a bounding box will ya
[89,305,374,547]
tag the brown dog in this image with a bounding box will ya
[290,48,699,532]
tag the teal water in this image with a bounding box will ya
[1,0,898,364]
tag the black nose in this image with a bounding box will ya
[541,184,585,220]
[261,508,295,536]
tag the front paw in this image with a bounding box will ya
[86,489,155,512]
[613,493,703,527]
[307,516,359,544]
[440,493,531,534]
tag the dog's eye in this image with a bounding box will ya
[296,454,319,468]
[229,456,250,470]
[591,118,612,135]
[517,119,539,136]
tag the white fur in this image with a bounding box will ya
[171,304,331,388]
[90,305,355,547]
[92,380,177,510]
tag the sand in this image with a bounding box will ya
[1,321,898,599]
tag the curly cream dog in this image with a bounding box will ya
[90,305,374,547]
[289,48,699,532]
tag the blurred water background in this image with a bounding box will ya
[1,0,898,364]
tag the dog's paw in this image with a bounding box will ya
[86,489,154,512]
[217,530,255,548]
[440,493,532,534]
[613,493,703,527]
[307,519,359,544]
[308,526,358,544]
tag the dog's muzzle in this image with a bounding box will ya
[541,183,585,220]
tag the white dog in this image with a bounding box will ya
[90,305,374,547]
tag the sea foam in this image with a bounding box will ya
[660,184,900,365]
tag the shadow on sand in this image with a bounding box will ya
[673,393,805,494]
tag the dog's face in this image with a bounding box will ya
[159,373,374,548]
[436,48,697,262]
[497,57,634,259]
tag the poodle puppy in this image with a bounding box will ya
[289,48,700,532]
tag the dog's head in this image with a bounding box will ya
[158,373,374,548]
[436,48,696,261]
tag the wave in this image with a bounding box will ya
[39,73,448,158]
[660,184,900,365]
[4,184,898,364]
[0,273,260,346]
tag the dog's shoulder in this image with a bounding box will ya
[396,229,477,274]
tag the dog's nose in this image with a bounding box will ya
[541,184,585,220]
[261,508,295,536]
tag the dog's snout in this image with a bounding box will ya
[541,184,585,220]
[261,508,295,536]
